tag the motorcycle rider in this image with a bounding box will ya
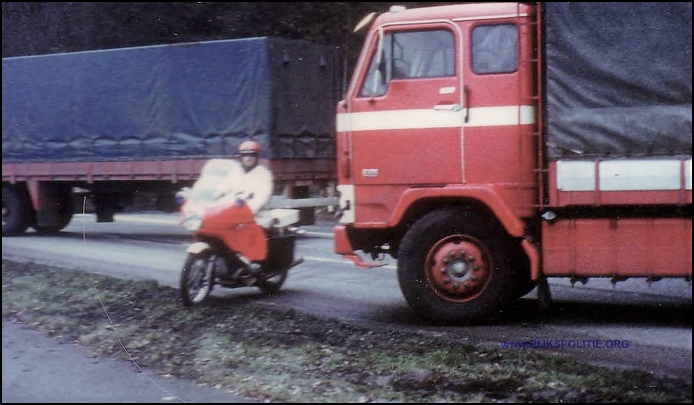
[176,140,271,209]
[233,139,273,214]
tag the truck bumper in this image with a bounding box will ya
[334,225,387,269]
[334,225,354,256]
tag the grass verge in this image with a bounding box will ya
[2,259,691,403]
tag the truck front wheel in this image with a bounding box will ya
[397,208,518,325]
[2,186,31,236]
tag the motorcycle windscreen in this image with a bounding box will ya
[188,158,244,204]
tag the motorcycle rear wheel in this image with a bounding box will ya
[180,253,214,306]
[257,233,295,294]
[257,267,289,294]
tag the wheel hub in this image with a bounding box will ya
[426,235,491,302]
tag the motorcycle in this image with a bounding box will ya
[177,159,304,306]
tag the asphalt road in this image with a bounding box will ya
[2,320,253,403]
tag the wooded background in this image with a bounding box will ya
[2,2,453,70]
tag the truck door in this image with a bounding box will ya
[344,24,463,223]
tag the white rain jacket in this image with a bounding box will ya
[234,164,273,214]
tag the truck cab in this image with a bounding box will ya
[334,3,691,324]
[337,3,537,233]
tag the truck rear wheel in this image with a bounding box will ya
[2,186,31,236]
[397,208,518,325]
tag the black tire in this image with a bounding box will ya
[397,208,519,325]
[510,245,536,299]
[33,191,74,234]
[180,253,214,307]
[2,186,30,236]
[257,267,289,294]
[513,278,537,299]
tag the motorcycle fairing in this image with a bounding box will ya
[202,203,268,261]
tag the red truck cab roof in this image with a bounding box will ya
[370,2,535,28]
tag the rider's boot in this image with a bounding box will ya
[235,253,261,274]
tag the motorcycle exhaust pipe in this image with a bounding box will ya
[288,226,306,235]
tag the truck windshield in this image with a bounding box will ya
[359,29,455,97]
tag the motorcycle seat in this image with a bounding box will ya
[255,208,299,229]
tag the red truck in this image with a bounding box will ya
[334,2,692,324]
[2,37,340,235]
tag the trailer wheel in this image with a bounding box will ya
[33,211,73,234]
[397,208,518,325]
[2,186,31,236]
[33,191,74,234]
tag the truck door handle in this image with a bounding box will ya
[433,104,462,111]
[463,85,470,123]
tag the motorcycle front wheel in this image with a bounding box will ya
[180,253,214,307]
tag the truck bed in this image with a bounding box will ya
[2,37,341,163]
